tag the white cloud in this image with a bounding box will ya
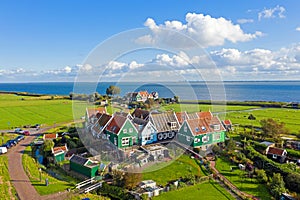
[296,27,300,32]
[138,13,262,48]
[64,66,72,73]
[258,5,286,21]
[237,19,254,24]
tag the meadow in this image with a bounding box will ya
[154,181,235,200]
[143,155,202,186]
[215,156,271,200]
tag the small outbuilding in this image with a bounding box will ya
[69,155,99,178]
[266,147,287,163]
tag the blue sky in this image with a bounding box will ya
[0,0,300,82]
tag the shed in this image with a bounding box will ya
[69,155,99,178]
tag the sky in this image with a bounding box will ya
[0,0,300,82]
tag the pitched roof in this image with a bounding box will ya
[44,133,57,140]
[185,115,225,136]
[132,108,150,120]
[97,113,112,127]
[150,111,180,132]
[138,91,149,97]
[197,111,213,119]
[105,114,127,134]
[52,144,68,155]
[267,147,286,156]
[86,107,107,118]
[70,154,89,165]
[175,112,199,124]
[223,119,232,126]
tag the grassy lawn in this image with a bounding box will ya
[65,193,109,200]
[160,103,259,113]
[143,155,202,186]
[22,146,76,195]
[0,155,17,200]
[0,94,77,129]
[215,156,271,200]
[225,108,300,134]
[154,180,235,200]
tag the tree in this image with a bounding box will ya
[256,169,268,183]
[111,170,125,187]
[269,173,286,199]
[106,85,120,97]
[260,118,288,140]
[226,138,236,152]
[123,172,142,190]
[285,173,300,193]
[174,96,179,103]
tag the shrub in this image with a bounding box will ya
[255,169,268,183]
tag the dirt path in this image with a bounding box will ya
[7,123,78,200]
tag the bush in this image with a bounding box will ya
[255,169,268,183]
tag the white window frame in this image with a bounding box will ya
[170,122,177,129]
[184,126,187,132]
[213,133,221,140]
[129,128,133,133]
[202,135,209,143]
[272,154,277,159]
[123,129,127,134]
[122,137,130,146]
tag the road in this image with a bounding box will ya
[7,126,71,200]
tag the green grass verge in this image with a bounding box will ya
[143,155,202,186]
[0,155,17,200]
[215,156,271,200]
[1,133,19,145]
[65,193,109,200]
[154,180,235,200]
[22,146,76,195]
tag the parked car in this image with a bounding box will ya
[14,128,23,133]
[15,135,25,142]
[23,130,30,136]
[7,139,17,146]
[2,143,12,149]
[0,146,8,154]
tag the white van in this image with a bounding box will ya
[0,147,8,154]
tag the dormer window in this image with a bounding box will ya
[201,126,206,131]
[170,122,177,129]
[211,124,220,131]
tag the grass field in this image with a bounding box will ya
[161,103,259,113]
[1,133,18,145]
[215,156,271,200]
[143,155,202,186]
[0,155,17,200]
[0,94,76,130]
[154,180,235,200]
[22,146,76,195]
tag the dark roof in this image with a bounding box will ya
[132,117,148,126]
[98,113,112,127]
[70,155,89,165]
[150,111,180,132]
[106,114,127,134]
[132,108,150,120]
[267,147,286,156]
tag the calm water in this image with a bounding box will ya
[0,81,299,102]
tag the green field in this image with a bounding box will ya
[1,133,18,145]
[0,94,76,129]
[143,155,202,186]
[22,146,76,195]
[0,155,17,200]
[215,156,271,200]
[154,181,235,200]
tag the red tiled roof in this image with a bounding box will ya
[106,114,127,134]
[138,91,149,97]
[44,133,57,140]
[87,107,107,118]
[175,112,188,124]
[223,119,232,125]
[267,147,286,156]
[197,111,213,119]
[186,115,225,136]
[52,145,68,154]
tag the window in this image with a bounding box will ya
[129,128,133,133]
[201,126,206,131]
[186,136,190,142]
[273,154,277,159]
[202,135,209,143]
[213,133,221,140]
[145,135,151,141]
[123,129,127,134]
[194,138,200,143]
[122,137,130,146]
[114,137,117,145]
[211,124,220,131]
[184,125,187,132]
[170,122,177,129]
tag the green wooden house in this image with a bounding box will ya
[69,154,99,178]
[177,113,226,148]
[104,113,139,148]
[52,144,68,163]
